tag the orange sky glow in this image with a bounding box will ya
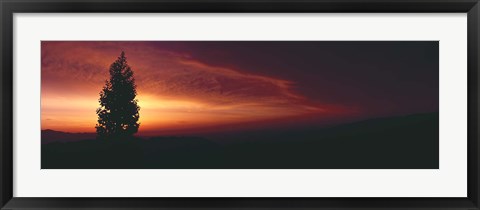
[41,42,350,135]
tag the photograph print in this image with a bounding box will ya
[41,41,439,169]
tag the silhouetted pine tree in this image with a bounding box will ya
[96,51,140,140]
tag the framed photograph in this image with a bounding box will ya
[1,0,479,209]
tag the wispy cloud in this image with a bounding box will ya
[41,41,338,133]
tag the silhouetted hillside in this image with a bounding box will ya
[42,129,96,144]
[42,112,439,169]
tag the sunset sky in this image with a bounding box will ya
[41,41,438,135]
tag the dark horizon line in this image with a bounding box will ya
[41,111,439,136]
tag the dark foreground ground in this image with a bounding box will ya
[42,112,439,169]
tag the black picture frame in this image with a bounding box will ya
[1,0,479,209]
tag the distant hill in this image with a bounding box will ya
[42,112,439,169]
[42,129,96,144]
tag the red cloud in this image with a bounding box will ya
[41,41,344,134]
